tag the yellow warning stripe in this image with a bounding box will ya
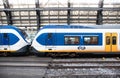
[0,50,16,52]
[37,49,120,53]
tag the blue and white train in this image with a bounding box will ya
[31,25,120,56]
[0,25,29,56]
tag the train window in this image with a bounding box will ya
[3,33,8,38]
[112,36,116,45]
[48,33,52,39]
[19,29,28,38]
[106,36,110,45]
[46,33,53,45]
[84,36,98,45]
[65,36,79,45]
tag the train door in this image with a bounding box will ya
[45,33,56,52]
[2,33,10,51]
[0,32,2,49]
[105,33,117,52]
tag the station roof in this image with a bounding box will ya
[0,0,120,29]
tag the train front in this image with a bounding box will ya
[0,25,29,56]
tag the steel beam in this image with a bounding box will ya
[3,0,13,25]
[1,18,120,21]
[6,14,119,17]
[0,7,120,12]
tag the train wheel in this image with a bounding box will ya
[46,53,51,57]
[47,52,57,57]
[51,53,57,57]
[36,52,45,57]
[69,53,76,57]
[3,52,9,56]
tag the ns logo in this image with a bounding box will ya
[78,46,86,50]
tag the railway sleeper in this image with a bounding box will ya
[46,52,79,57]
[0,52,10,56]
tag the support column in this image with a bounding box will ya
[96,0,104,25]
[3,0,13,25]
[67,0,71,25]
[35,0,41,30]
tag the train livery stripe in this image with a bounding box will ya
[36,33,103,46]
[38,50,120,53]
[0,50,16,52]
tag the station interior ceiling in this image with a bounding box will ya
[0,0,120,31]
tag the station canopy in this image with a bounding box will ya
[0,0,120,30]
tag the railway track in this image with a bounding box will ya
[45,58,120,78]
[0,61,120,68]
[47,58,120,69]
[0,57,120,78]
[0,58,120,68]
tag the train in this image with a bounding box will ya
[0,25,29,56]
[31,24,120,56]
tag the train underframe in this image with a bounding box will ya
[0,45,29,56]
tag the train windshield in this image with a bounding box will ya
[18,29,28,38]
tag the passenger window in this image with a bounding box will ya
[106,36,110,45]
[65,36,79,45]
[84,36,98,45]
[112,36,116,45]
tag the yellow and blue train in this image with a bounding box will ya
[0,25,29,56]
[31,25,120,56]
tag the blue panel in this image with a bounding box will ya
[36,33,103,46]
[0,33,19,45]
[0,25,28,43]
[36,33,57,45]
[0,34,2,45]
[36,33,46,45]
[3,33,9,45]
[9,33,19,45]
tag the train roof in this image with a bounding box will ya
[0,25,27,39]
[40,24,120,29]
[41,25,93,29]
[0,25,19,30]
[0,25,24,33]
